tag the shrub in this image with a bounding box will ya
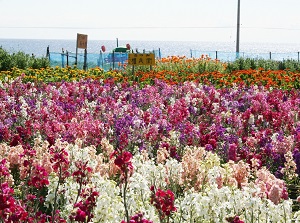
[0,47,50,71]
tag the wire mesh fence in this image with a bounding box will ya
[190,50,300,62]
[48,49,300,70]
[49,49,162,71]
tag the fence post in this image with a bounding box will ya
[112,51,115,70]
[66,51,69,67]
[46,46,50,63]
[83,49,87,71]
[61,49,65,68]
[98,50,102,67]
[216,51,218,60]
[190,49,192,58]
[298,52,299,62]
[269,52,272,60]
[46,46,50,59]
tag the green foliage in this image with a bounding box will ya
[0,47,50,71]
[225,57,300,73]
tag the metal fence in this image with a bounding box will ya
[49,49,300,70]
[49,49,162,71]
[190,50,300,62]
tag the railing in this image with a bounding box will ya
[190,50,300,62]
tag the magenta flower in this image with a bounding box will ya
[121,212,153,223]
[228,143,237,162]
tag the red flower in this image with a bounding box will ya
[72,161,93,185]
[232,216,244,223]
[69,188,99,222]
[226,215,245,223]
[114,151,133,173]
[27,165,49,189]
[0,183,29,222]
[150,187,177,220]
[228,143,237,162]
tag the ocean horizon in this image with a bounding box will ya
[2,38,300,59]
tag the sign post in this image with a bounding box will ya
[75,33,88,66]
[128,53,155,66]
[128,53,155,79]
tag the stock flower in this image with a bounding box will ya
[121,212,153,223]
[50,146,70,179]
[72,161,93,185]
[232,216,244,223]
[0,182,29,222]
[69,188,99,222]
[113,150,133,175]
[0,159,10,178]
[1,73,300,221]
[150,186,177,219]
[27,164,49,189]
[228,143,237,162]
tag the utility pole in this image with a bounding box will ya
[236,0,241,55]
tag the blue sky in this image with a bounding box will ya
[1,0,300,43]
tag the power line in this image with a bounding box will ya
[0,26,235,29]
[1,26,300,30]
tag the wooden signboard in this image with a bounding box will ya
[128,53,155,66]
[77,33,88,49]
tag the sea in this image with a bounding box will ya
[1,38,300,59]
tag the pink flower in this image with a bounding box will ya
[0,159,10,177]
[268,185,281,205]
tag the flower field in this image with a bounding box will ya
[1,56,300,222]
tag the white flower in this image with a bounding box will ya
[212,102,219,113]
[169,97,176,105]
[248,114,255,125]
